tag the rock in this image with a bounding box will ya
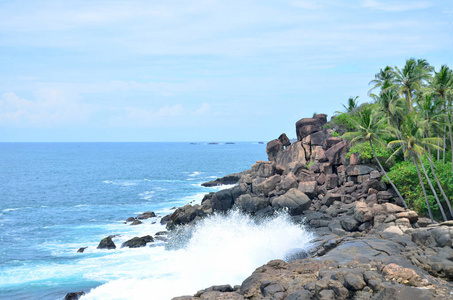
[396,211,418,223]
[278,133,291,147]
[344,273,366,291]
[377,191,393,201]
[279,173,299,192]
[383,226,404,235]
[349,153,361,165]
[324,141,347,165]
[267,139,283,161]
[271,188,311,215]
[235,194,269,214]
[211,189,235,211]
[166,204,206,230]
[275,142,308,166]
[130,219,142,226]
[345,165,375,176]
[324,137,342,150]
[298,181,317,198]
[160,215,170,225]
[373,285,434,299]
[354,201,373,222]
[303,130,328,146]
[369,170,381,180]
[253,175,281,196]
[430,226,452,247]
[255,161,276,178]
[77,247,87,253]
[313,113,327,125]
[317,173,326,185]
[322,192,341,207]
[285,162,308,177]
[411,230,436,247]
[126,217,135,222]
[97,236,116,250]
[341,216,359,232]
[121,235,154,248]
[325,174,338,190]
[296,118,324,141]
[137,211,156,219]
[201,172,244,187]
[64,291,85,300]
[363,179,387,192]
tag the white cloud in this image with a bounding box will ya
[0,91,96,127]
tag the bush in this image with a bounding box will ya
[386,156,453,220]
[346,142,393,167]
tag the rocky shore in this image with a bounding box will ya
[163,114,453,299]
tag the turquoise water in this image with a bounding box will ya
[0,142,268,299]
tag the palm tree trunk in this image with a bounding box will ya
[448,115,453,173]
[413,156,434,223]
[417,153,447,221]
[426,154,453,219]
[369,140,407,208]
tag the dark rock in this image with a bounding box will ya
[317,173,326,185]
[137,211,156,219]
[64,291,85,300]
[287,290,314,300]
[97,236,116,250]
[363,179,387,192]
[130,220,142,226]
[298,181,317,198]
[285,162,308,177]
[322,192,341,207]
[166,204,206,230]
[296,118,323,141]
[377,191,393,201]
[325,174,338,190]
[324,137,342,150]
[201,172,243,187]
[303,130,328,146]
[341,216,360,232]
[126,217,135,222]
[77,247,87,253]
[279,173,299,192]
[252,175,281,196]
[160,215,170,225]
[236,194,269,214]
[211,189,234,211]
[344,273,366,291]
[121,235,154,248]
[271,188,311,215]
[255,161,276,178]
[324,141,347,165]
[345,164,375,176]
[278,133,291,147]
[155,231,168,236]
[430,226,452,247]
[373,285,434,299]
[313,113,328,125]
[267,139,283,161]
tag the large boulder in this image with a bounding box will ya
[324,137,342,150]
[97,236,116,250]
[201,172,244,187]
[137,211,156,220]
[279,173,298,192]
[121,235,154,248]
[302,129,328,146]
[324,141,348,165]
[236,194,270,214]
[252,175,281,196]
[345,165,376,176]
[275,142,307,166]
[266,139,283,161]
[271,188,311,215]
[295,118,324,141]
[211,189,235,211]
[298,181,317,198]
[278,133,291,147]
[166,204,206,229]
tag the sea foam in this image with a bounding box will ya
[82,210,313,300]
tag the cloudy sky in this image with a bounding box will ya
[0,0,452,142]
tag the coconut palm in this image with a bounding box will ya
[387,114,447,221]
[342,106,408,208]
[369,66,394,95]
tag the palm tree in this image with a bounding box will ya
[392,58,432,113]
[343,106,408,208]
[430,65,453,170]
[388,114,447,221]
[342,96,359,113]
[369,66,394,95]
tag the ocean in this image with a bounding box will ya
[0,142,313,300]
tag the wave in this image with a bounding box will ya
[138,191,155,200]
[82,210,313,300]
[2,207,31,213]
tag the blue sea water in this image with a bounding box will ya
[0,142,313,300]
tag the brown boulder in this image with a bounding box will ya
[324,141,347,165]
[295,118,323,141]
[266,139,283,161]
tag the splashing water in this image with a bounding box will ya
[82,210,313,300]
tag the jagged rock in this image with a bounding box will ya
[252,175,281,196]
[236,194,269,214]
[97,236,116,250]
[279,173,298,192]
[354,201,373,223]
[298,181,317,198]
[64,291,85,300]
[201,172,244,187]
[303,130,328,146]
[254,161,276,178]
[121,235,154,248]
[266,139,283,161]
[211,189,235,211]
[77,247,87,253]
[166,204,206,230]
[278,133,291,147]
[377,191,393,201]
[125,217,135,222]
[271,188,311,215]
[430,226,452,247]
[137,211,156,219]
[349,153,361,165]
[341,216,360,231]
[296,118,324,141]
[322,192,341,207]
[345,165,375,176]
[324,141,347,165]
[369,170,382,180]
[324,137,342,150]
[275,142,307,166]
[325,174,338,190]
[313,113,328,125]
[285,162,308,176]
[160,215,170,225]
[363,179,387,192]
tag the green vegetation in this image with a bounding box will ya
[337,58,453,221]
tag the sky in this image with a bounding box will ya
[0,0,452,142]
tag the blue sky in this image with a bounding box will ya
[0,0,452,142]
